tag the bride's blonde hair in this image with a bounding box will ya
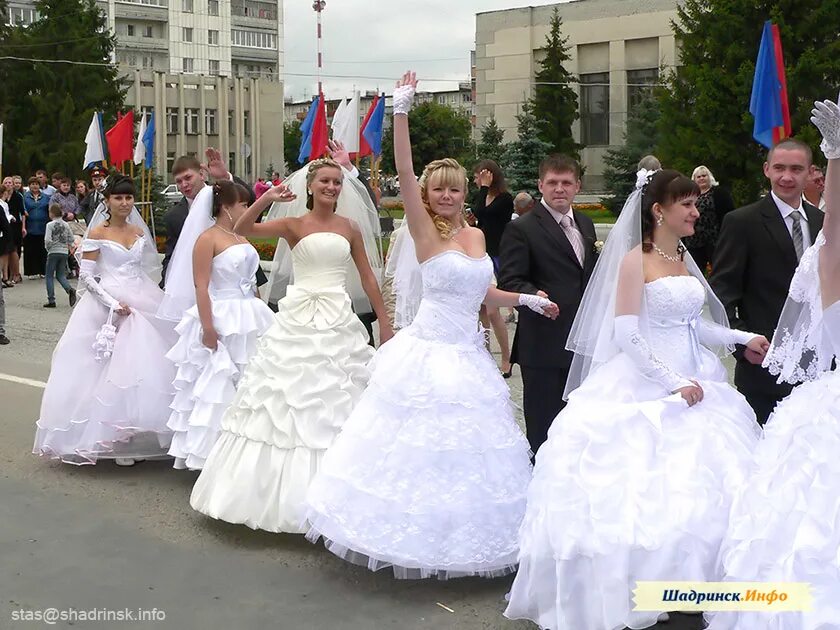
[418,158,468,239]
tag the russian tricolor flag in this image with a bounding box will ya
[749,21,792,149]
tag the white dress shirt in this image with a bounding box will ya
[771,191,812,250]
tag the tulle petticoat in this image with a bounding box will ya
[505,353,761,629]
[166,297,274,470]
[33,277,177,464]
[189,288,373,533]
[706,370,840,630]
[304,328,533,579]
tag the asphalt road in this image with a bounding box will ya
[0,277,704,630]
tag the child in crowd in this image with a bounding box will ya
[43,204,77,308]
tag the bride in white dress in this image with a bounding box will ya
[190,159,391,533]
[505,168,769,629]
[166,181,275,470]
[304,72,557,579]
[706,95,840,630]
[33,176,177,465]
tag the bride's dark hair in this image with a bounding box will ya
[640,169,699,254]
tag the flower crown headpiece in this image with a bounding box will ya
[308,157,340,172]
[635,168,660,192]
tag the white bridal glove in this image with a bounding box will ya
[811,94,840,160]
[518,293,553,315]
[79,258,120,311]
[392,84,416,116]
[614,314,693,393]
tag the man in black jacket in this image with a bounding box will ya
[499,155,598,454]
[161,148,264,289]
[80,167,107,226]
[711,138,823,424]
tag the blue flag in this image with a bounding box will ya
[142,112,156,169]
[749,21,789,149]
[298,96,320,164]
[361,94,386,156]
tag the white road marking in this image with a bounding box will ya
[0,372,47,389]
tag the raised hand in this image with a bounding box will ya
[204,147,231,181]
[264,184,297,204]
[393,71,418,116]
[811,94,840,160]
[328,139,352,170]
[477,169,493,188]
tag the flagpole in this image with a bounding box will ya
[312,0,326,96]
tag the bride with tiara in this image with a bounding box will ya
[33,175,177,466]
[165,180,275,470]
[304,72,557,580]
[706,94,840,630]
[504,168,768,629]
[190,157,391,533]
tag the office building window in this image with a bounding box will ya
[184,108,199,135]
[231,29,277,50]
[208,29,219,45]
[205,109,217,135]
[183,27,193,42]
[209,59,220,75]
[166,108,179,134]
[208,0,219,15]
[166,151,176,175]
[626,68,659,115]
[143,25,153,38]
[243,111,250,137]
[182,57,194,73]
[126,24,135,36]
[182,0,193,11]
[580,72,610,146]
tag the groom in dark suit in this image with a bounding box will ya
[499,154,597,454]
[711,138,823,425]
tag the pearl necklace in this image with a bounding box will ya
[214,223,245,241]
[652,242,684,263]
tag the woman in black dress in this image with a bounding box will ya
[1,176,24,285]
[472,159,514,376]
[684,165,734,272]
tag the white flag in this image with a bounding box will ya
[334,91,360,153]
[82,112,106,169]
[330,98,347,135]
[133,113,148,165]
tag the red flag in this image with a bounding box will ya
[309,94,329,160]
[770,23,792,144]
[357,95,379,158]
[105,110,135,169]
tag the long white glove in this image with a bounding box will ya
[615,314,693,393]
[811,95,840,160]
[696,319,757,348]
[518,293,553,315]
[392,84,415,116]
[79,258,120,310]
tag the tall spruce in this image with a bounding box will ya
[530,6,582,161]
[500,102,553,198]
[602,90,662,213]
[476,117,506,164]
[0,0,126,178]
[657,0,840,205]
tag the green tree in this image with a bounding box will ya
[476,117,506,164]
[380,102,472,175]
[657,0,840,206]
[602,90,662,213]
[0,0,126,178]
[283,120,302,172]
[500,102,553,197]
[530,7,582,160]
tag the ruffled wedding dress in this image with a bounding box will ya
[305,249,533,579]
[190,232,374,532]
[166,243,274,470]
[505,275,761,629]
[706,301,840,629]
[33,236,177,464]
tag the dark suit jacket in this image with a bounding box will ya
[499,203,598,369]
[160,175,265,288]
[710,194,823,395]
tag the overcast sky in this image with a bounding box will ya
[282,0,567,102]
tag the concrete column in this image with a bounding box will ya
[199,74,207,153]
[608,39,626,146]
[177,74,186,157]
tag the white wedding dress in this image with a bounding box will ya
[190,232,374,532]
[505,275,761,629]
[305,249,533,579]
[166,243,274,470]
[34,236,177,464]
[707,303,840,629]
